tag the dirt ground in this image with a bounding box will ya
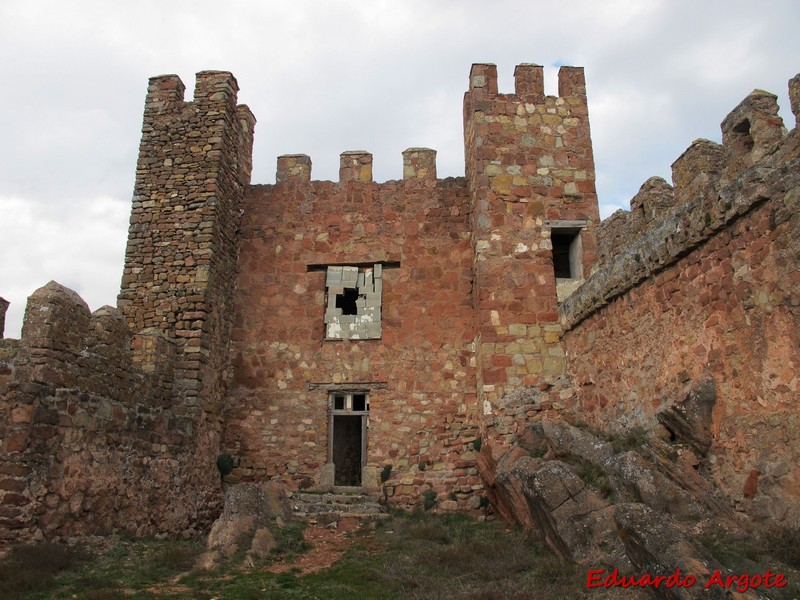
[267,517,366,575]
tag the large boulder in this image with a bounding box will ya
[201,482,292,567]
[614,503,759,600]
[502,457,629,568]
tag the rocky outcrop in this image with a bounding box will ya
[479,418,776,598]
[656,378,716,456]
[200,482,292,567]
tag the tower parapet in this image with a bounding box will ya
[402,148,437,181]
[277,154,312,183]
[0,297,9,339]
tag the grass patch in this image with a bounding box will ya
[609,427,648,454]
[699,525,800,600]
[575,460,614,499]
[3,512,657,599]
[270,519,310,558]
[0,541,89,600]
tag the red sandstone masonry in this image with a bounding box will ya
[0,297,8,339]
[224,162,483,509]
[5,63,797,540]
[0,282,211,541]
[118,71,254,413]
[463,64,600,445]
[561,75,800,522]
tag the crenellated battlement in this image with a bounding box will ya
[565,73,800,329]
[595,77,796,275]
[273,148,439,184]
[0,283,212,541]
[4,62,799,542]
[0,297,9,339]
[144,71,246,114]
[9,282,174,399]
[465,63,588,109]
[119,70,255,411]
[462,62,599,414]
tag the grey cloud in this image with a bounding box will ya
[1,0,798,337]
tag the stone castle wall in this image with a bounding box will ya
[560,77,800,521]
[0,70,256,542]
[2,64,799,542]
[0,282,220,541]
[117,71,254,414]
[223,152,483,509]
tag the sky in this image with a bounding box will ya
[1,0,798,338]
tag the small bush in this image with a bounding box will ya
[479,496,490,509]
[611,427,648,454]
[473,437,483,452]
[153,540,200,572]
[766,523,800,568]
[529,446,547,458]
[79,590,125,600]
[271,520,311,557]
[576,460,613,499]
[380,464,393,483]
[216,453,235,478]
[8,541,87,571]
[405,521,452,545]
[422,489,437,511]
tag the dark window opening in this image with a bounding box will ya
[333,395,345,411]
[335,288,359,315]
[551,233,576,278]
[731,119,754,155]
[352,393,366,412]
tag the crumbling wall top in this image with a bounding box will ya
[0,296,9,339]
[567,73,799,328]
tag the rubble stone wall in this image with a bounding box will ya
[0,283,220,541]
[223,156,483,510]
[562,77,800,521]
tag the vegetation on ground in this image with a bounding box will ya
[1,512,797,599]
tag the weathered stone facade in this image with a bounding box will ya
[561,85,800,522]
[1,63,798,543]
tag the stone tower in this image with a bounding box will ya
[463,64,600,430]
[117,71,255,414]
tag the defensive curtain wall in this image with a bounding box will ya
[0,64,798,543]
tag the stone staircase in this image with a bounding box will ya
[289,487,387,520]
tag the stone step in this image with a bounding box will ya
[289,490,387,519]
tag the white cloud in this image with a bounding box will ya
[0,195,129,338]
[1,0,799,337]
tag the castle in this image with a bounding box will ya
[0,63,798,542]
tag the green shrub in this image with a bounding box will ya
[216,453,235,478]
[0,541,88,600]
[611,427,648,454]
[576,460,613,499]
[380,464,393,483]
[473,436,483,452]
[422,489,437,511]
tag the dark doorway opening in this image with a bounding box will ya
[333,415,362,486]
